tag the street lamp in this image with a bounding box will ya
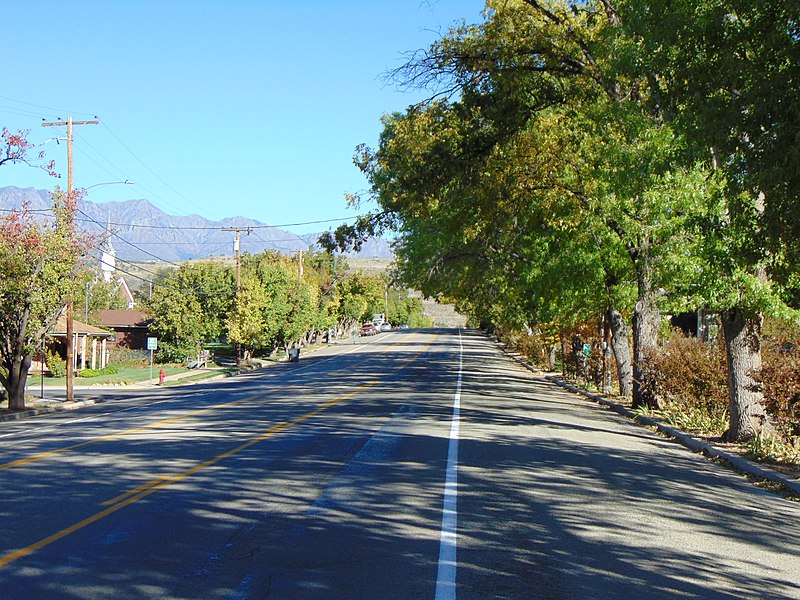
[67,179,134,401]
[82,178,135,321]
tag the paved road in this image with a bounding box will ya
[1,329,799,599]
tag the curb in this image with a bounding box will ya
[0,398,103,422]
[1,365,258,421]
[0,354,307,422]
[500,348,800,496]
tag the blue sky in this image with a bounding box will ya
[1,1,485,234]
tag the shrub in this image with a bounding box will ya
[109,347,149,367]
[77,365,120,378]
[502,325,562,372]
[77,368,101,378]
[649,330,729,435]
[757,319,800,441]
[46,351,66,378]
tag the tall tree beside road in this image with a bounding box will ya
[226,272,269,362]
[0,188,89,409]
[326,0,716,407]
[333,271,386,333]
[148,262,234,363]
[611,0,800,439]
[237,252,320,353]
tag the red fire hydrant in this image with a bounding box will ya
[159,368,166,385]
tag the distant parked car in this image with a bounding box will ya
[380,323,392,332]
[360,323,378,336]
[399,324,410,330]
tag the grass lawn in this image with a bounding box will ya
[161,368,238,386]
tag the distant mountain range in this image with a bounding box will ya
[0,186,393,262]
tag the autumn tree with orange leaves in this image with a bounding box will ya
[0,129,89,410]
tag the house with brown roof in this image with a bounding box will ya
[98,310,153,350]
[48,313,114,372]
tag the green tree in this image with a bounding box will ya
[148,262,234,362]
[612,0,800,440]
[0,188,89,409]
[235,252,321,353]
[82,275,128,324]
[226,272,269,361]
[334,271,386,333]
[328,1,714,406]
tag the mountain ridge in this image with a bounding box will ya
[0,186,393,262]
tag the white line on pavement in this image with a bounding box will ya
[435,329,462,600]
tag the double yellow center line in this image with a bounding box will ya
[0,383,374,568]
[0,333,434,568]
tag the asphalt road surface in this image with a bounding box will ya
[1,329,799,599]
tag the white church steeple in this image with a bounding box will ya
[100,217,117,283]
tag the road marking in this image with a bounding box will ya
[0,394,261,471]
[0,333,411,470]
[0,331,396,443]
[435,329,463,600]
[0,333,437,569]
[0,385,369,569]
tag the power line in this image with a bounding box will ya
[100,120,224,220]
[73,129,198,218]
[72,134,132,183]
[1,208,330,249]
[72,215,357,231]
[0,95,95,119]
[76,207,185,268]
[86,250,232,297]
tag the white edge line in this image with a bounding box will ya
[435,328,462,600]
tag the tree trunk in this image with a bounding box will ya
[607,306,633,398]
[5,351,32,411]
[632,260,660,409]
[721,307,773,442]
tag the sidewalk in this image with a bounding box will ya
[498,346,800,496]
[0,365,252,423]
[1,346,326,423]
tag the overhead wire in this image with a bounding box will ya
[86,250,233,297]
[100,120,224,220]
[71,215,357,231]
[2,208,328,254]
[0,105,45,119]
[0,95,96,119]
[4,103,358,238]
[89,250,170,282]
[72,129,192,217]
[71,133,132,183]
[76,207,185,268]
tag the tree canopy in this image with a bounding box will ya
[323,0,799,439]
[0,188,89,409]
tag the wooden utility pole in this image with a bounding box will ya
[298,249,304,280]
[222,226,252,287]
[42,116,98,402]
[223,227,251,366]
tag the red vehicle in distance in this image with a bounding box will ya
[359,322,378,336]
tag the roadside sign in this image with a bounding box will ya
[582,343,591,357]
[147,337,158,350]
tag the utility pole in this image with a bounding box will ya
[42,116,98,403]
[298,249,304,280]
[223,226,251,366]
